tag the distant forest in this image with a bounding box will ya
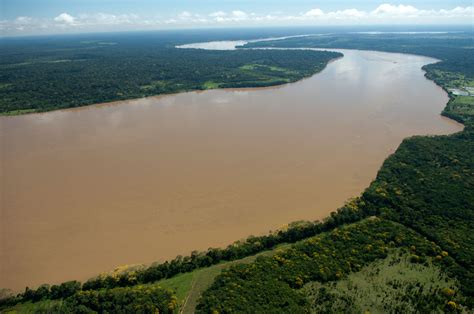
[0,33,340,114]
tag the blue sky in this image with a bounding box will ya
[1,1,473,36]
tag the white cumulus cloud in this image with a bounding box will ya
[209,11,227,17]
[304,8,324,17]
[54,13,75,24]
[372,4,419,15]
[2,3,473,36]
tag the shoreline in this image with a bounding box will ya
[0,57,340,118]
[1,46,465,292]
[0,46,441,118]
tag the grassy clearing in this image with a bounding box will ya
[139,80,169,91]
[451,95,474,108]
[239,63,296,74]
[444,94,474,122]
[426,68,474,122]
[1,300,64,313]
[304,251,464,313]
[201,81,221,89]
[154,244,290,313]
[196,218,467,312]
[428,69,472,88]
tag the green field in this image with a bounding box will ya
[304,251,463,313]
[155,244,291,313]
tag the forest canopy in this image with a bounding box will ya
[0,33,340,114]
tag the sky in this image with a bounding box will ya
[1,0,473,36]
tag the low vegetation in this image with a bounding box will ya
[196,218,464,312]
[304,251,463,313]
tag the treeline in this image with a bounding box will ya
[196,218,464,313]
[66,285,177,313]
[195,33,474,311]
[193,112,474,311]
[359,129,474,306]
[0,35,340,114]
[0,199,370,310]
[244,32,474,127]
[243,32,474,79]
[81,203,368,291]
[4,129,472,310]
[1,284,176,313]
[0,281,80,308]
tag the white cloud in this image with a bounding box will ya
[304,8,324,17]
[15,16,33,24]
[209,11,227,18]
[211,10,251,22]
[232,10,248,19]
[372,4,418,15]
[54,13,75,24]
[328,9,366,19]
[2,4,473,36]
[178,11,192,19]
[77,13,139,25]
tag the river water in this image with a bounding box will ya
[0,45,462,291]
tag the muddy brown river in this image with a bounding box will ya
[0,48,462,291]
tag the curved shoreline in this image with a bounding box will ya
[1,57,340,118]
[1,43,465,292]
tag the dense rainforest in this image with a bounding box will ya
[0,33,340,115]
[1,30,473,313]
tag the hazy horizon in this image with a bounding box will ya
[1,1,472,37]
[1,24,472,40]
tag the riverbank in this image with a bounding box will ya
[0,41,340,115]
[2,33,473,311]
[1,46,462,294]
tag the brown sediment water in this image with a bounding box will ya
[0,49,462,291]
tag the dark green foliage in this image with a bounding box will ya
[360,130,474,304]
[244,32,474,79]
[82,205,366,291]
[9,285,176,313]
[22,284,51,302]
[50,281,82,300]
[304,251,465,313]
[15,281,81,304]
[307,282,461,314]
[193,128,473,311]
[0,34,340,114]
[245,31,474,307]
[65,285,177,313]
[196,219,458,313]
[0,203,366,311]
